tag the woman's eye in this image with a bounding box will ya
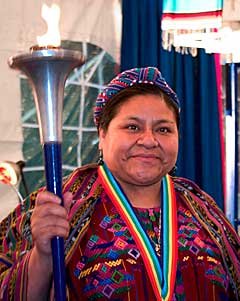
[158,127,170,133]
[127,124,139,131]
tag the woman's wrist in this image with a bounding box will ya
[27,246,53,300]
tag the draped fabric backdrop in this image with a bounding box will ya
[121,0,225,209]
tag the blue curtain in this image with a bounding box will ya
[121,0,224,209]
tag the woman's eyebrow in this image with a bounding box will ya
[123,116,175,124]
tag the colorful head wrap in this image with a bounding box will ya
[94,66,180,128]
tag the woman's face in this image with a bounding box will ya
[99,94,179,187]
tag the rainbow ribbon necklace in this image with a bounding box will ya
[98,163,178,301]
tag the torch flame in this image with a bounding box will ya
[37,3,61,47]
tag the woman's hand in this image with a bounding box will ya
[27,191,72,300]
[31,191,72,257]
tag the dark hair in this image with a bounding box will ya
[98,83,180,132]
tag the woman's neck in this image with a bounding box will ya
[116,179,162,208]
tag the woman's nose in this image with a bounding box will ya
[136,130,158,147]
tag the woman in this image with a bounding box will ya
[0,67,239,301]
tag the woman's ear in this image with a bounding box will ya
[98,128,105,149]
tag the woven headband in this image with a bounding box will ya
[94,67,180,127]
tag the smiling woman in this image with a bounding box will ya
[98,93,179,206]
[0,67,239,301]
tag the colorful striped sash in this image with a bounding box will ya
[98,163,178,301]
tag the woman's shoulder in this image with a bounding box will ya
[0,164,99,235]
[171,175,239,242]
[62,163,99,195]
[170,175,234,232]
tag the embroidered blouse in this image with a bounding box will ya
[0,164,239,300]
[66,194,236,300]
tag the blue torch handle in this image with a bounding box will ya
[43,142,66,301]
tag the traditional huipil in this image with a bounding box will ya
[0,164,239,300]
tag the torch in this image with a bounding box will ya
[8,4,85,300]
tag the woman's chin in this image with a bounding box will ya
[126,170,163,186]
